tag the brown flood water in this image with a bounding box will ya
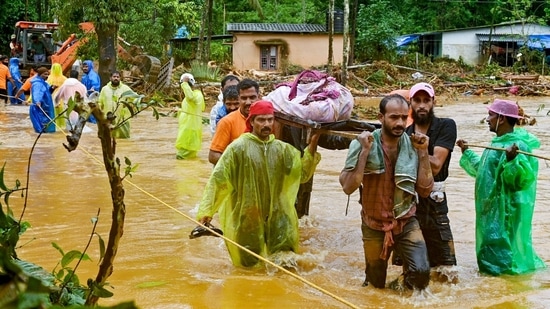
[1,96,550,309]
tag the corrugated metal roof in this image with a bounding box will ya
[476,33,527,42]
[227,23,326,33]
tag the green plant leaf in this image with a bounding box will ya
[51,242,65,256]
[61,250,91,268]
[95,232,106,264]
[0,162,9,191]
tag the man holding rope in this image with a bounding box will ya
[456,99,546,275]
[197,100,321,267]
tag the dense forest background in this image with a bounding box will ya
[1,0,550,65]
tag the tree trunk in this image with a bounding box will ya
[341,0,350,86]
[196,4,207,62]
[348,0,359,65]
[205,0,213,61]
[327,0,334,73]
[85,105,126,306]
[95,25,117,88]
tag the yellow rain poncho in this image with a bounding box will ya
[175,82,205,159]
[459,128,546,275]
[197,133,321,267]
[46,63,67,129]
[98,81,137,139]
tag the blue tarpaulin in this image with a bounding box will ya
[395,35,419,47]
[519,35,550,50]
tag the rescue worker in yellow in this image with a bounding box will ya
[98,71,139,139]
[175,73,205,159]
[197,100,322,267]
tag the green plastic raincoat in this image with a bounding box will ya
[197,133,321,267]
[98,81,137,139]
[175,82,205,159]
[459,128,546,275]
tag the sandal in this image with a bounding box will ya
[189,222,223,239]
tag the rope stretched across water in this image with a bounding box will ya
[464,143,550,161]
[26,104,362,309]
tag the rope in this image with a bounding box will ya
[464,143,550,161]
[26,104,361,309]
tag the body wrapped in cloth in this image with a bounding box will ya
[263,70,354,122]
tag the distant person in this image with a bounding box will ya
[43,32,55,58]
[81,60,101,123]
[175,73,205,159]
[339,94,433,290]
[53,69,92,133]
[389,89,413,126]
[0,55,16,111]
[197,100,321,267]
[209,74,240,135]
[456,99,546,275]
[98,71,139,139]
[217,85,240,120]
[208,78,259,165]
[29,67,55,133]
[30,35,47,63]
[9,34,21,57]
[15,66,38,104]
[47,63,67,129]
[8,57,25,105]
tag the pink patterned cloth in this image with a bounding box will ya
[264,70,354,122]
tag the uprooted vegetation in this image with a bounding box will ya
[142,55,550,121]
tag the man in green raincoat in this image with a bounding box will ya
[197,100,321,267]
[98,71,139,139]
[457,99,546,275]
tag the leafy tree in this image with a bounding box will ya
[355,1,404,62]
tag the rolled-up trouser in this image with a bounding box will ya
[361,217,430,290]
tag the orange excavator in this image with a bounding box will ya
[13,21,161,85]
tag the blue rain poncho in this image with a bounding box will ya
[29,77,55,133]
[8,58,25,104]
[81,60,101,95]
[459,128,546,275]
[175,82,205,159]
[197,133,321,267]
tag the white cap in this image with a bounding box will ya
[180,73,195,85]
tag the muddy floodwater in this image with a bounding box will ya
[1,95,550,309]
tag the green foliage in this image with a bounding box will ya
[355,1,404,62]
[479,62,503,77]
[189,60,220,82]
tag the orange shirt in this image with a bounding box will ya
[210,110,247,153]
[21,74,38,92]
[0,64,12,90]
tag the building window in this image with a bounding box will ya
[260,46,278,70]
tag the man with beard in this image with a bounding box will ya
[197,100,322,267]
[457,99,545,275]
[82,60,101,123]
[403,82,458,282]
[98,71,139,139]
[339,94,433,290]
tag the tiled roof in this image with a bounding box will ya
[227,23,326,33]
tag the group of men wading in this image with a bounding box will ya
[188,76,545,292]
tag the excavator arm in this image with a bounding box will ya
[51,22,160,84]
